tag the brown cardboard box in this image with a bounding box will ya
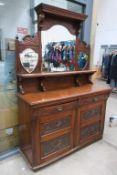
[0,107,18,130]
[0,91,17,110]
[0,91,18,129]
[0,91,19,152]
[0,126,19,152]
[92,66,101,80]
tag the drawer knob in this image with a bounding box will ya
[57,106,63,112]
[94,97,98,102]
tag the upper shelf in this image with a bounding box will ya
[35,3,87,23]
[17,70,96,78]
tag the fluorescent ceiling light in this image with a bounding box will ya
[0,2,5,6]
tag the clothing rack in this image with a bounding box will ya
[101,45,117,126]
[101,45,117,92]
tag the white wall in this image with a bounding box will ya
[0,0,31,39]
[0,0,31,59]
[94,0,117,65]
[90,0,101,68]
[35,0,67,9]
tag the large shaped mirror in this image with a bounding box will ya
[20,48,38,73]
[42,25,75,72]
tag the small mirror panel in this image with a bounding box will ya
[20,48,38,73]
[78,52,89,70]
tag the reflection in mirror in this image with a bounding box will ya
[42,25,75,72]
[78,52,88,70]
[20,48,38,73]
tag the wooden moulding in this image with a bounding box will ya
[16,71,96,95]
[17,70,96,78]
[35,3,87,22]
[35,3,87,35]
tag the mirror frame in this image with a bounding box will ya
[16,4,90,74]
[19,48,39,73]
[35,3,89,73]
[77,38,90,70]
[16,34,41,74]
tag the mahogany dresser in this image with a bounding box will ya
[16,3,111,170]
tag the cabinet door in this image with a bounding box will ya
[38,107,75,163]
[77,101,105,145]
[40,132,72,163]
[80,122,101,144]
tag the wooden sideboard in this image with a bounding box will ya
[16,3,111,170]
[17,71,111,170]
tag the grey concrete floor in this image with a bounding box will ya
[0,80,117,175]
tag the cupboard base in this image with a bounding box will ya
[21,134,102,171]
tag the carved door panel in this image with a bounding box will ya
[39,110,75,136]
[40,116,71,136]
[80,122,101,143]
[40,133,72,163]
[77,101,105,145]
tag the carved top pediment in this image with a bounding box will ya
[35,3,87,35]
[35,3,87,22]
[16,33,39,46]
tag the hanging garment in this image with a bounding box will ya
[106,54,113,84]
[101,54,110,79]
[110,54,117,84]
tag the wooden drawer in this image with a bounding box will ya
[40,133,72,163]
[79,102,104,126]
[38,102,75,117]
[80,122,101,142]
[40,110,75,137]
[79,94,108,106]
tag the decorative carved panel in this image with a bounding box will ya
[80,123,100,139]
[41,116,71,135]
[42,134,70,156]
[16,33,40,74]
[79,94,108,106]
[81,107,101,121]
[77,38,90,71]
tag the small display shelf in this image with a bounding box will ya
[17,70,96,78]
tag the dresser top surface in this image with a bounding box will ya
[17,84,111,106]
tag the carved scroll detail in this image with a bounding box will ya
[18,78,25,94]
[40,79,46,92]
[39,13,45,23]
